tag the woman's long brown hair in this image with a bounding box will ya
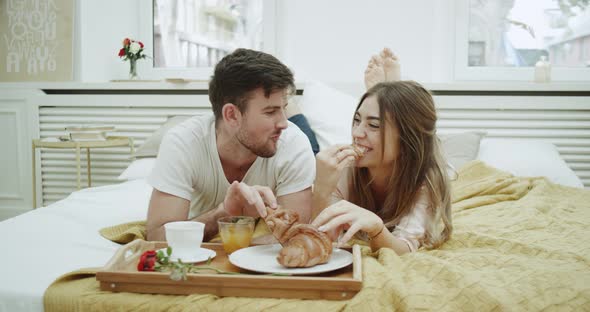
[349,81,452,249]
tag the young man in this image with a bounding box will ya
[146,49,315,241]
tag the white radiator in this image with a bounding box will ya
[37,94,212,206]
[36,92,590,206]
[433,95,590,188]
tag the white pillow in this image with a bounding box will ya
[135,115,192,158]
[439,131,487,170]
[117,158,156,181]
[297,80,358,150]
[477,138,583,188]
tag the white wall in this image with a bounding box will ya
[76,0,457,87]
[276,0,456,90]
[77,0,142,82]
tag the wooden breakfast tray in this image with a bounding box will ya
[96,240,362,300]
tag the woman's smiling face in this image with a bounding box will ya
[352,95,399,170]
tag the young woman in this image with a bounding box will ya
[311,49,452,255]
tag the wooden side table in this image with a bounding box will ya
[31,136,134,208]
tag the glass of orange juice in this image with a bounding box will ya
[217,216,255,254]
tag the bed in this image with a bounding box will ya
[1,153,588,311]
[1,82,589,311]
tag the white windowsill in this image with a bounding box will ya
[0,81,588,92]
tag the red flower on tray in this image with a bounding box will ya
[136,247,235,281]
[137,250,157,271]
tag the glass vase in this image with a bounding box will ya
[129,58,138,80]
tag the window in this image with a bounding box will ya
[455,0,590,80]
[139,0,275,80]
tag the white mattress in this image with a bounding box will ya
[0,179,153,312]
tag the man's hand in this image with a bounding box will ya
[223,181,278,218]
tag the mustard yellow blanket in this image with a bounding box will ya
[44,161,590,311]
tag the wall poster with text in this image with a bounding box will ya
[1,0,74,82]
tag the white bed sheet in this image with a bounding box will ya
[0,179,152,312]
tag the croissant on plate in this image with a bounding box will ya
[265,207,332,268]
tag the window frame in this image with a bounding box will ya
[138,0,277,81]
[454,0,590,81]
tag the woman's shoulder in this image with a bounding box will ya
[410,184,439,223]
[396,185,432,228]
[416,184,433,207]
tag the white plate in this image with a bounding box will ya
[158,247,216,263]
[228,244,353,275]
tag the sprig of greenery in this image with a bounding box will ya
[154,247,240,281]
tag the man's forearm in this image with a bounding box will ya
[192,202,229,241]
[146,203,227,242]
[146,224,166,241]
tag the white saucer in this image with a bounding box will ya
[158,247,216,263]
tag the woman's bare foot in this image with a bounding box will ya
[364,55,386,90]
[380,48,400,81]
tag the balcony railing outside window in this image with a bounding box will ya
[153,0,264,68]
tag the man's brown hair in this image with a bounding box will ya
[209,48,295,121]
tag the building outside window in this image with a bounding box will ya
[153,0,264,69]
[456,0,590,80]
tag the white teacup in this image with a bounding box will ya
[164,221,205,261]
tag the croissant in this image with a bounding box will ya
[265,207,333,268]
[263,207,299,245]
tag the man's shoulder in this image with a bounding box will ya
[166,114,214,143]
[273,121,313,160]
[158,115,214,160]
[279,121,310,146]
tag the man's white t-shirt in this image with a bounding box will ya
[148,114,316,219]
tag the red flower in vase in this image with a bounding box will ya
[118,37,148,61]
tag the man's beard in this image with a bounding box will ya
[236,127,278,158]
